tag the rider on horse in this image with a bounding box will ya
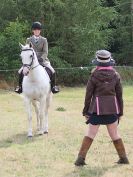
[15,21,59,94]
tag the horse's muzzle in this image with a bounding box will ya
[23,67,30,76]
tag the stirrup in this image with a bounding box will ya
[15,86,22,94]
[51,86,60,94]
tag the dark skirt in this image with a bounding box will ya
[87,113,119,125]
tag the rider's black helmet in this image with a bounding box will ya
[32,22,42,30]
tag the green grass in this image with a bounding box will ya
[0,87,133,177]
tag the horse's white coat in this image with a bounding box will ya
[20,44,51,137]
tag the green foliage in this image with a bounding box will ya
[56,67,92,86]
[106,0,133,65]
[0,20,28,69]
[0,0,133,85]
[0,0,18,30]
[67,0,117,65]
[56,107,66,112]
[48,46,71,68]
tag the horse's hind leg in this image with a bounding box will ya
[32,100,40,131]
[24,97,33,137]
[43,93,51,133]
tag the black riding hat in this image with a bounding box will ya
[32,22,42,30]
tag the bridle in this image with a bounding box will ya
[21,48,35,70]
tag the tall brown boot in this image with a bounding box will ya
[75,136,93,166]
[113,139,129,164]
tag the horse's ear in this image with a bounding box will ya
[19,43,24,49]
[29,42,33,48]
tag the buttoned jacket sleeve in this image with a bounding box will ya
[40,37,48,61]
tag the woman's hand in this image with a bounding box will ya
[119,116,122,121]
[85,115,90,124]
[85,115,90,121]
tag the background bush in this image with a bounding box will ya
[0,0,132,86]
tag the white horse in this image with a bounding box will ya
[20,43,51,137]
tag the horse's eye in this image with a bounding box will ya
[30,55,33,58]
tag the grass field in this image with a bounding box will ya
[0,87,133,177]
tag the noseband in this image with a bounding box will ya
[21,48,34,69]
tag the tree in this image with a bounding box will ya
[0,20,28,69]
[0,0,18,30]
[64,0,117,66]
[0,0,132,70]
[105,0,133,65]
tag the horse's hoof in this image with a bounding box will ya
[27,132,33,137]
[44,131,48,134]
[27,135,33,138]
[37,131,44,135]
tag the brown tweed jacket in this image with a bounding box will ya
[26,35,49,65]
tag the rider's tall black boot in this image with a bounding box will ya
[51,73,60,94]
[15,71,23,94]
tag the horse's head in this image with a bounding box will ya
[20,43,35,76]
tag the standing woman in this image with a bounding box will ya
[15,21,59,94]
[75,50,129,166]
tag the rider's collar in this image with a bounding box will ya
[33,35,40,40]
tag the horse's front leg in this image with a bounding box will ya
[32,100,40,131]
[24,97,33,137]
[38,97,46,135]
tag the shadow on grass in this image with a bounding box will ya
[65,165,119,177]
[0,132,45,148]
